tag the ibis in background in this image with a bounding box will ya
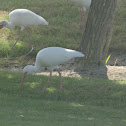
[68,0,91,27]
[0,9,48,49]
[21,47,84,92]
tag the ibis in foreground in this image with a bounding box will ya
[0,9,48,49]
[21,47,84,92]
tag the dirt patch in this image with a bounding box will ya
[0,11,9,18]
[34,66,126,81]
[35,51,126,81]
[107,66,126,80]
[0,51,126,81]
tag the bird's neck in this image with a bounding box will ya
[32,65,40,73]
[4,21,14,29]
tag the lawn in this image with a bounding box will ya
[0,0,125,66]
[0,0,82,58]
[0,70,126,126]
[0,0,126,58]
[0,0,126,126]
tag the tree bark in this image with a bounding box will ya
[79,0,117,66]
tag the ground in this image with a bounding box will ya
[1,51,126,81]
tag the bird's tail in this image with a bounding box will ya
[42,18,48,25]
[39,16,48,25]
[76,51,85,57]
[71,51,85,58]
[44,20,48,25]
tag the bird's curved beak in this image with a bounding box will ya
[0,25,3,29]
[21,72,27,88]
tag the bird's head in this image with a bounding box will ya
[21,65,35,88]
[23,65,35,74]
[0,20,7,29]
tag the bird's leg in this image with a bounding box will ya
[42,71,52,92]
[84,10,87,26]
[25,46,34,56]
[11,31,22,49]
[57,69,64,90]
[25,28,31,47]
[80,8,83,29]
[24,28,34,56]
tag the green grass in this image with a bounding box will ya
[0,1,125,125]
[0,0,81,58]
[0,0,125,67]
[0,0,125,59]
[0,70,126,126]
[110,0,126,51]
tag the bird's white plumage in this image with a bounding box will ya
[36,47,84,69]
[23,47,84,73]
[68,0,91,27]
[69,0,91,11]
[9,9,48,30]
[0,9,48,30]
[22,47,84,91]
[0,9,48,49]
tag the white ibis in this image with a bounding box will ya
[0,9,48,49]
[68,0,91,27]
[21,47,84,92]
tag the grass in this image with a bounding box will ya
[0,0,125,66]
[110,0,126,51]
[0,0,81,58]
[0,70,126,126]
[0,0,125,58]
[0,1,126,125]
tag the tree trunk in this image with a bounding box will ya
[79,0,117,66]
